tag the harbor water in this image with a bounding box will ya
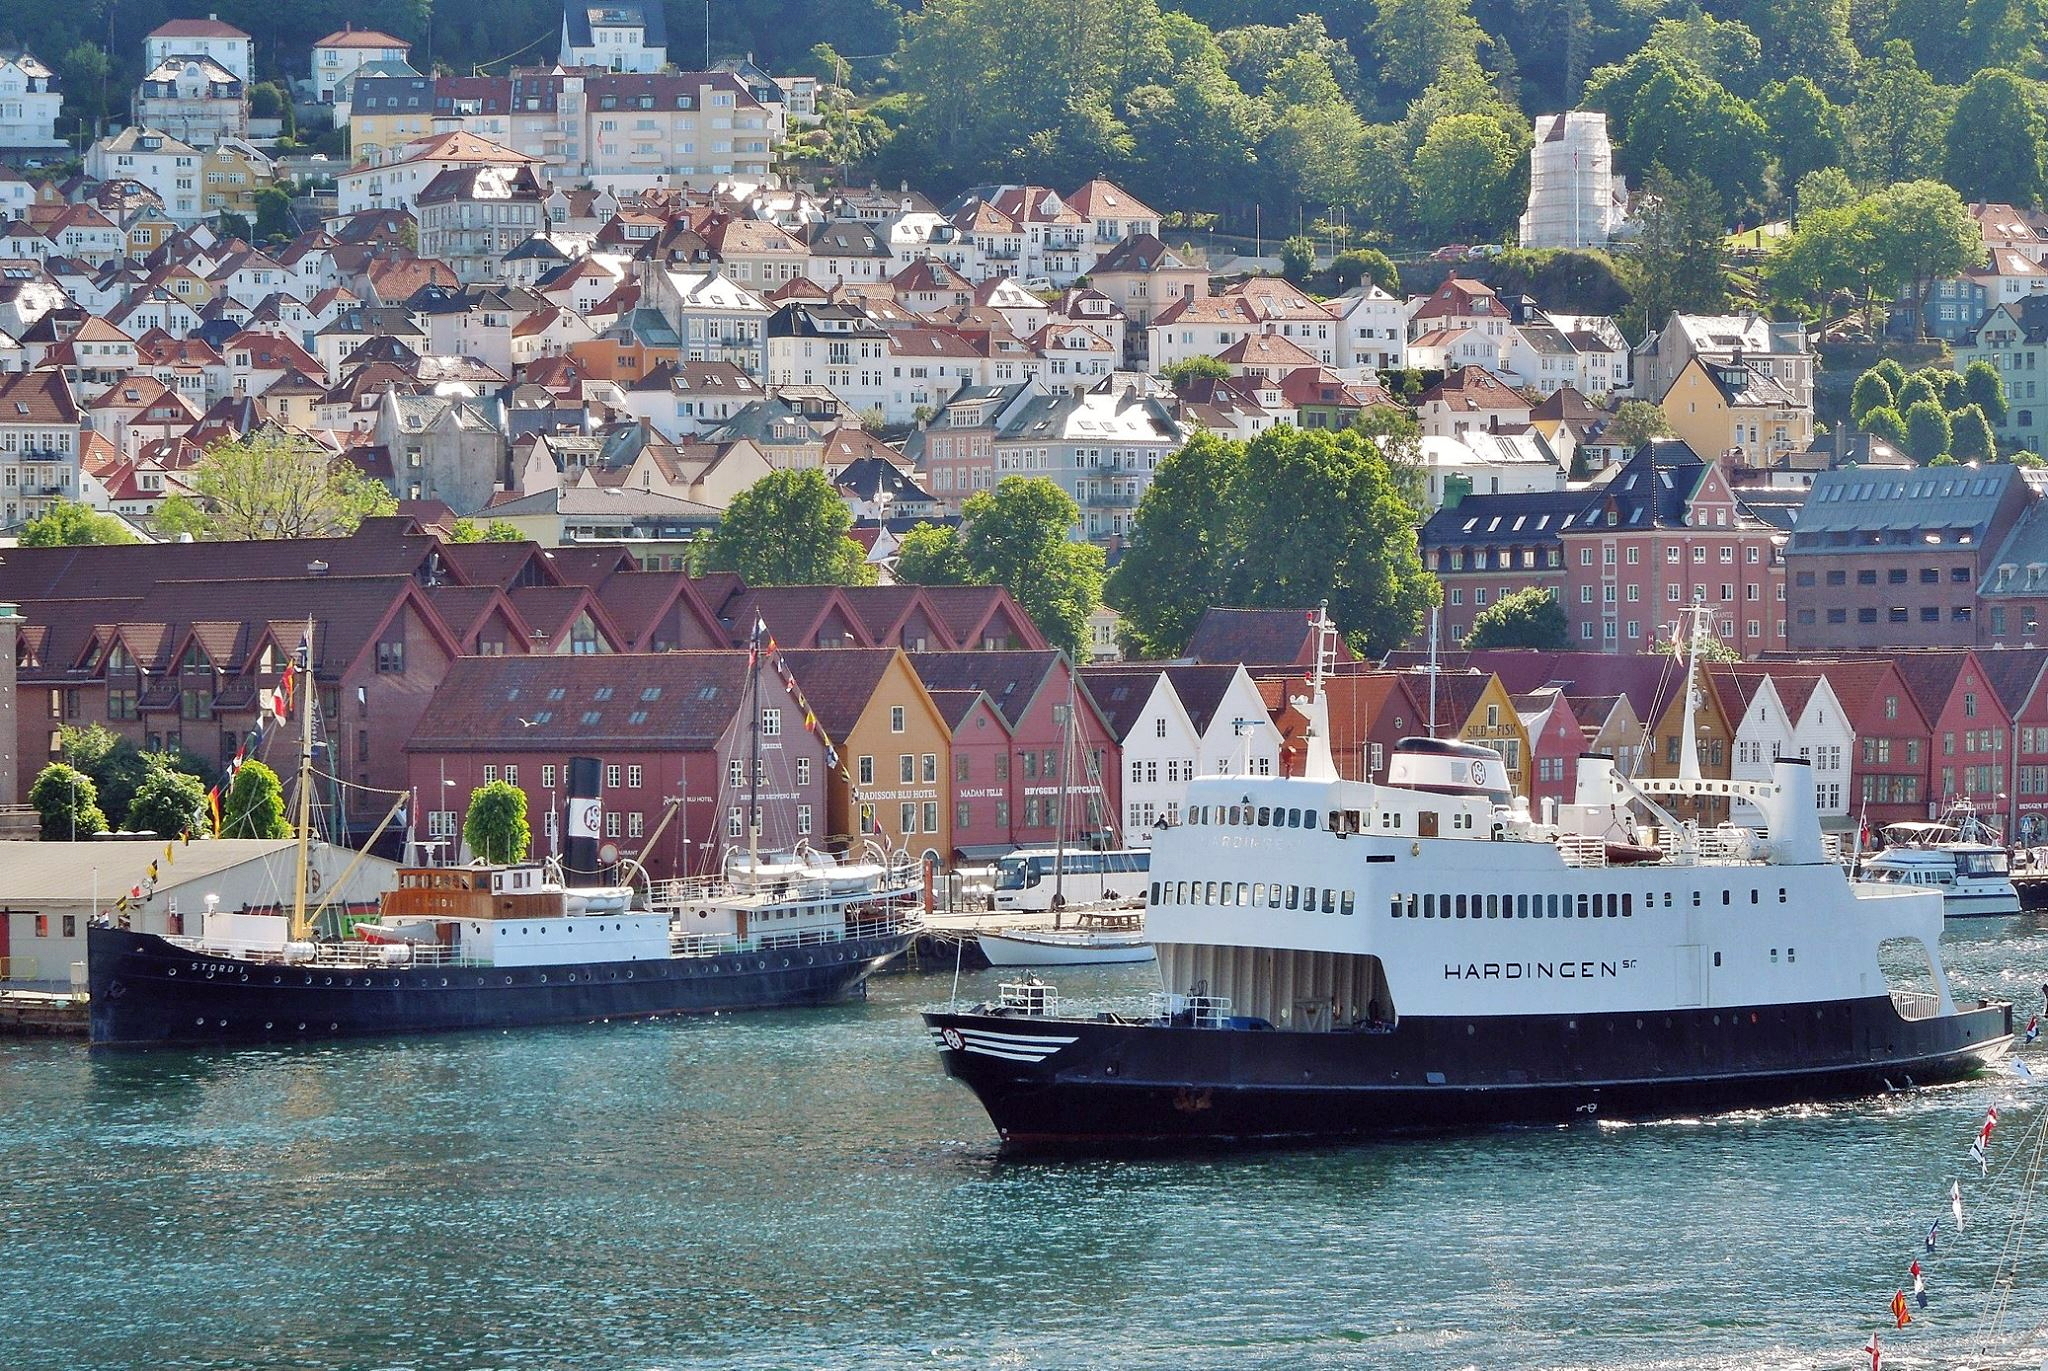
[9,921,2048,1369]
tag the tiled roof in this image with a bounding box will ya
[1183,607,1347,668]
[408,651,754,751]
[907,650,1061,727]
[776,647,901,738]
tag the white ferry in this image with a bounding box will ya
[924,622,2012,1149]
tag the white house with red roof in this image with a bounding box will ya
[1415,365,1534,438]
[145,16,252,84]
[338,131,543,215]
[312,27,412,102]
[1064,179,1159,249]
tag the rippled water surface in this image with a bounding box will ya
[11,918,2048,1369]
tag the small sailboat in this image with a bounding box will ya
[979,671,1152,967]
[978,919,1154,966]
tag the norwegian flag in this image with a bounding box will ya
[1865,1331,1881,1370]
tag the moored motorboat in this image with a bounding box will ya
[1860,804,2020,918]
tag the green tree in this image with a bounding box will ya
[893,522,972,585]
[464,780,532,865]
[57,43,110,136]
[1952,404,1998,461]
[1617,167,1730,333]
[1105,432,1248,656]
[59,724,160,831]
[1160,355,1231,388]
[157,432,397,540]
[1896,372,1940,411]
[1279,235,1315,282]
[1583,51,1768,211]
[696,468,873,586]
[1872,357,1909,393]
[1945,70,2047,207]
[29,763,105,841]
[1331,248,1399,293]
[19,501,137,546]
[1965,360,2010,424]
[1606,400,1675,449]
[1850,371,1897,427]
[1795,168,1858,215]
[957,479,1104,657]
[1758,78,1848,193]
[1764,204,1871,312]
[1861,181,1982,337]
[128,767,207,839]
[1228,427,1435,655]
[1862,405,1909,445]
[221,760,290,840]
[1749,0,1857,91]
[1370,0,1488,102]
[1465,586,1570,650]
[1905,400,1953,462]
[1851,41,1950,185]
[253,184,296,241]
[1411,112,1528,242]
[447,517,526,543]
[1646,11,1761,96]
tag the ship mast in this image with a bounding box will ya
[289,617,315,943]
[1051,660,1076,926]
[1677,603,1706,782]
[748,619,762,869]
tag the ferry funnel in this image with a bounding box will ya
[1765,757,1824,865]
[565,755,603,880]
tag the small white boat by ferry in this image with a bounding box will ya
[979,912,1154,966]
[1862,805,2020,919]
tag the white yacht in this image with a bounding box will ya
[1862,804,2020,919]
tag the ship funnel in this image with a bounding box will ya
[1765,757,1824,865]
[564,755,603,881]
[1572,752,1626,807]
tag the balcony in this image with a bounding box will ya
[1078,487,1132,509]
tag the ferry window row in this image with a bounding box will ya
[1156,879,1356,917]
[1391,891,1635,919]
[1184,804,1363,832]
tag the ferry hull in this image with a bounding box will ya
[923,997,2013,1149]
[89,925,912,1049]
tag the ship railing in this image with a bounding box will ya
[1890,990,1945,1021]
[1556,834,1609,868]
[998,980,1059,1015]
[646,871,921,911]
[1149,992,1233,1028]
[232,940,471,968]
[667,906,921,958]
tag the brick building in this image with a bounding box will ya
[1786,464,2033,651]
[404,651,827,879]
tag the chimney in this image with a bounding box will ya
[563,755,603,881]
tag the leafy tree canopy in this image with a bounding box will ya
[896,478,1104,656]
[696,468,874,586]
[29,763,105,841]
[19,502,137,547]
[464,780,532,866]
[1465,586,1570,650]
[157,432,396,540]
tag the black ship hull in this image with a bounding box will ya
[89,925,913,1049]
[923,995,2014,1150]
